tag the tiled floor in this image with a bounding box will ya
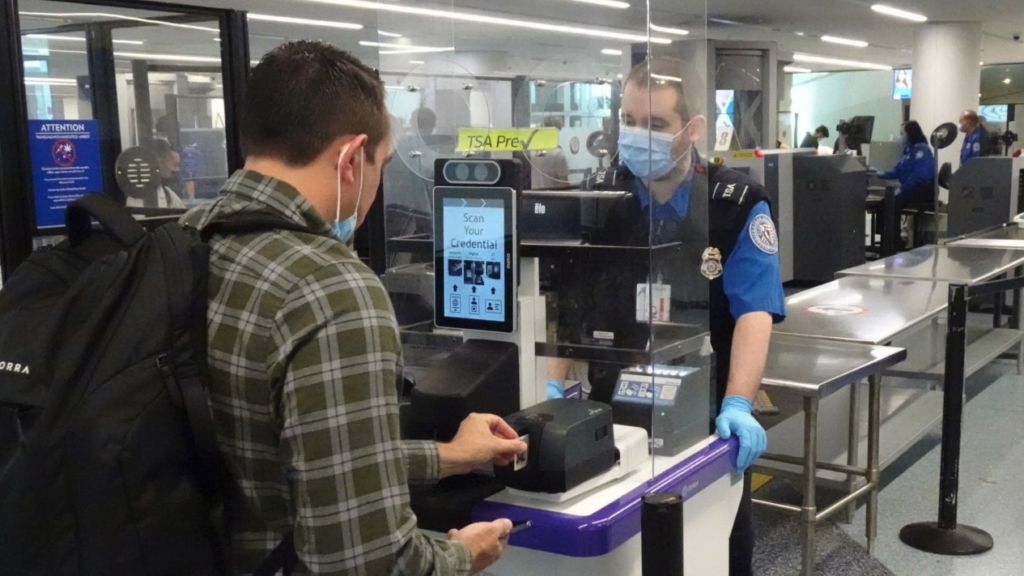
[839,371,1024,576]
[754,363,1024,575]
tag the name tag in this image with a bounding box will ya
[636,282,672,323]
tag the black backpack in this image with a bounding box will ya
[0,194,302,575]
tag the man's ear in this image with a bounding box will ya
[685,115,707,143]
[333,134,369,184]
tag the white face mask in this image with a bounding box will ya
[332,144,364,244]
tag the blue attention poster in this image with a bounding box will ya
[28,119,103,228]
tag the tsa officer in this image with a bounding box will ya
[878,120,936,211]
[585,57,786,576]
[959,109,990,164]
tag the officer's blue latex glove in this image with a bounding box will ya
[546,378,564,400]
[716,396,767,473]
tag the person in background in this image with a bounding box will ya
[413,106,436,138]
[959,109,991,164]
[125,139,187,209]
[530,116,571,189]
[879,120,936,210]
[799,125,830,150]
[180,41,525,575]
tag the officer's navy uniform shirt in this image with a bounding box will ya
[879,141,935,199]
[635,171,786,323]
[961,126,985,164]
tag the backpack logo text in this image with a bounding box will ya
[0,361,30,375]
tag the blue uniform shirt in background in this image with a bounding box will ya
[879,141,935,195]
[637,175,787,323]
[961,126,984,164]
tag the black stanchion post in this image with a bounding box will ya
[642,493,683,576]
[899,283,994,555]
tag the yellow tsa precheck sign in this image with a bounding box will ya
[457,127,560,153]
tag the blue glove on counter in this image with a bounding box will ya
[716,396,767,473]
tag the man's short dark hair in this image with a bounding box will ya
[148,138,176,162]
[242,40,387,165]
[816,125,830,139]
[625,57,696,122]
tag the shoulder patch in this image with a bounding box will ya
[748,214,778,255]
[973,142,981,152]
[712,182,750,204]
[916,150,925,159]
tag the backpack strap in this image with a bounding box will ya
[253,533,299,576]
[65,193,147,248]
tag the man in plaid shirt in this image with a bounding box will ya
[181,41,526,575]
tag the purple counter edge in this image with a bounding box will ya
[472,436,739,558]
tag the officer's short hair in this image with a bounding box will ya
[624,57,698,122]
[815,125,830,139]
[961,110,980,124]
[242,40,388,166]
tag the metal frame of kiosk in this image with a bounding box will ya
[433,158,547,409]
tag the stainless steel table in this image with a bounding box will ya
[758,335,907,576]
[836,244,1024,285]
[776,276,950,345]
[944,223,1024,247]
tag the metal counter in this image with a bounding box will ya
[774,276,949,345]
[944,222,1024,243]
[758,335,907,575]
[836,245,1024,285]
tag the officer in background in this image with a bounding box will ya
[878,120,936,211]
[579,57,786,576]
[959,109,991,164]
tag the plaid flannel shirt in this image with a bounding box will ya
[180,170,471,576]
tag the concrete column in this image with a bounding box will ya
[912,22,982,171]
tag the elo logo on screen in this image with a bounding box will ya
[444,160,501,185]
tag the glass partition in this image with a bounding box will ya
[17,0,231,234]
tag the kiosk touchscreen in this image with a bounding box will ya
[434,185,517,333]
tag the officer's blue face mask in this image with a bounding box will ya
[618,123,693,180]
[332,145,364,244]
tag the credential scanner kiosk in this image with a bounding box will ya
[401,158,744,576]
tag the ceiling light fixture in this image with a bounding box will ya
[1004,78,1012,85]
[651,73,682,83]
[409,59,425,64]
[360,40,453,53]
[601,48,623,56]
[378,30,402,37]
[303,0,671,45]
[793,53,892,71]
[708,17,743,26]
[248,13,363,30]
[784,66,813,73]
[650,24,689,36]
[821,35,869,48]
[870,4,928,23]
[25,33,144,45]
[19,11,218,32]
[24,77,77,86]
[566,0,630,9]
[114,51,222,63]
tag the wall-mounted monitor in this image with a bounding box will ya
[979,105,1009,123]
[893,69,912,100]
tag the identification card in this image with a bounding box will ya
[636,283,672,323]
[514,435,530,471]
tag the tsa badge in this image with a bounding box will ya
[749,214,779,255]
[702,247,724,280]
